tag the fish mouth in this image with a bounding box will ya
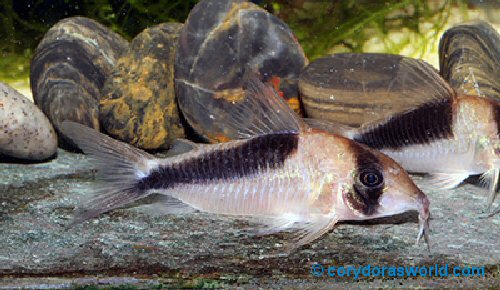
[416,192,430,251]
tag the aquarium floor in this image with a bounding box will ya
[0,150,498,289]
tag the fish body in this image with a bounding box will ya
[308,94,499,208]
[62,78,430,251]
[303,54,499,209]
[140,130,423,220]
[352,95,499,205]
[358,96,498,173]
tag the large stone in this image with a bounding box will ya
[100,23,186,150]
[299,53,454,126]
[30,16,129,149]
[175,0,307,142]
[439,21,500,100]
[0,82,57,161]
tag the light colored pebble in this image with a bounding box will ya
[0,82,57,161]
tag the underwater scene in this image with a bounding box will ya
[0,0,499,288]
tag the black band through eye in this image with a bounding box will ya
[360,170,383,187]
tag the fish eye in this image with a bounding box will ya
[359,170,383,187]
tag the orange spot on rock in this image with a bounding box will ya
[268,76,284,98]
[267,77,303,115]
[206,132,232,143]
[214,134,232,143]
[287,98,300,111]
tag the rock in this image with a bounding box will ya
[0,82,57,161]
[0,152,498,288]
[100,23,185,150]
[439,21,500,100]
[175,0,307,142]
[299,53,454,126]
[30,16,129,149]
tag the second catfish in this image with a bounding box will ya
[302,53,499,209]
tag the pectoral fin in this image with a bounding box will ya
[285,217,338,253]
[245,214,304,236]
[427,172,469,189]
[480,168,499,210]
[246,214,338,255]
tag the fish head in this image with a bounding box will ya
[338,140,430,245]
[372,151,429,219]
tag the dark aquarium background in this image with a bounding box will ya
[1,0,499,84]
[1,0,198,81]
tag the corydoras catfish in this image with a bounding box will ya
[306,57,499,210]
[61,78,430,252]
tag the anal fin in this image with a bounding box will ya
[134,194,198,216]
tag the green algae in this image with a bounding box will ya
[0,50,31,81]
[0,0,495,83]
[273,0,471,61]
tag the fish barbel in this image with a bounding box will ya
[61,77,430,252]
[305,57,499,210]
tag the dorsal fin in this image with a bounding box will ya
[167,138,200,156]
[230,76,304,138]
[378,55,456,104]
[178,76,305,141]
[388,57,456,104]
[303,118,357,138]
[349,58,457,138]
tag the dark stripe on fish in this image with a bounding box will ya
[347,143,384,215]
[354,98,454,150]
[137,132,299,190]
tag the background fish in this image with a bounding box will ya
[305,58,499,210]
[61,78,430,252]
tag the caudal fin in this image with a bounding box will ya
[60,121,155,226]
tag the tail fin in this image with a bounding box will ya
[60,121,155,226]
